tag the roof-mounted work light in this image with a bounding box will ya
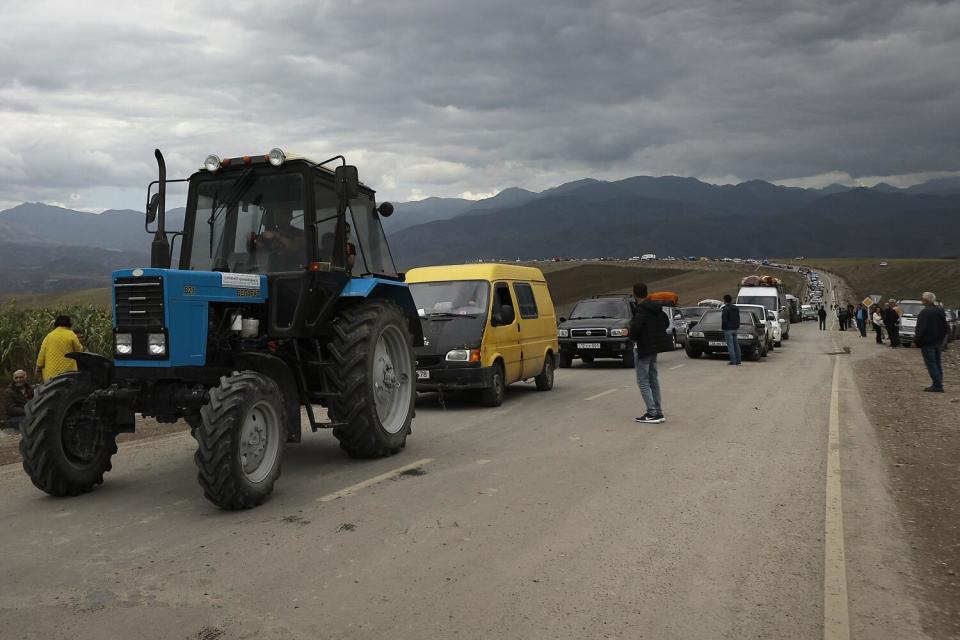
[268,148,286,167]
[204,155,221,172]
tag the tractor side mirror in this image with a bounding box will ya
[146,192,161,224]
[377,202,395,217]
[335,165,360,199]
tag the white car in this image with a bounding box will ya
[738,303,778,352]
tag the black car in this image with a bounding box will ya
[685,308,767,361]
[557,295,636,367]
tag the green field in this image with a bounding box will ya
[792,259,960,308]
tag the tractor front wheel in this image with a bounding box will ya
[328,300,415,458]
[194,372,287,509]
[19,373,118,497]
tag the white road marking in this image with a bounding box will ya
[669,364,686,370]
[824,351,851,640]
[584,388,618,401]
[318,458,435,503]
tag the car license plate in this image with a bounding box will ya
[708,341,726,347]
[416,370,430,380]
[577,343,601,349]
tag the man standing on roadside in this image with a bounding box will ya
[721,294,741,366]
[1,370,34,433]
[817,305,827,330]
[855,304,868,337]
[882,300,901,348]
[915,292,948,392]
[629,283,673,424]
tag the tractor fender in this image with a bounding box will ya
[232,352,303,443]
[66,352,114,389]
[340,279,425,346]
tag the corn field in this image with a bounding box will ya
[0,302,112,380]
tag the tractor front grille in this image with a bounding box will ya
[114,276,165,328]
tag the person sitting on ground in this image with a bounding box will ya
[1,370,34,433]
[36,315,83,382]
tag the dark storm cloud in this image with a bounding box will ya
[1,0,958,210]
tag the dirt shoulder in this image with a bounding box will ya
[0,418,188,467]
[853,343,960,638]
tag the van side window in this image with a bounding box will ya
[513,282,539,319]
[491,283,516,326]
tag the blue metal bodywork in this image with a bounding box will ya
[112,268,267,368]
[112,269,418,368]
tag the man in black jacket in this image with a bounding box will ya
[721,294,741,365]
[915,292,948,392]
[629,283,673,424]
[817,306,827,330]
[882,301,900,348]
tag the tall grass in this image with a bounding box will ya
[0,302,112,380]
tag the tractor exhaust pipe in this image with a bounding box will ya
[150,148,171,269]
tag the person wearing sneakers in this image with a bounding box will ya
[629,283,673,424]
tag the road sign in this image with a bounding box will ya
[862,297,874,307]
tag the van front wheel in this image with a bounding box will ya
[480,362,505,407]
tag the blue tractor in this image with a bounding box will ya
[19,148,423,509]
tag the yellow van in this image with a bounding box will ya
[405,264,559,406]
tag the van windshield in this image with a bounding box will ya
[899,302,923,317]
[410,280,490,318]
[737,295,778,313]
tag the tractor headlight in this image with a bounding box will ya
[204,154,221,172]
[148,333,167,356]
[115,333,133,355]
[558,328,569,337]
[268,148,285,167]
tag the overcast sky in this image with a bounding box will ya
[2,0,959,212]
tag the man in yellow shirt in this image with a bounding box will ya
[36,315,84,382]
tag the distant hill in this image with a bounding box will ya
[0,202,185,252]
[0,241,147,295]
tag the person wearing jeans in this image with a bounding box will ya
[915,291,948,392]
[628,282,674,423]
[721,294,741,365]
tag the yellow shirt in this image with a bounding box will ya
[36,327,84,382]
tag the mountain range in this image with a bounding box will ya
[0,175,957,293]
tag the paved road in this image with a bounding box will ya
[0,293,931,638]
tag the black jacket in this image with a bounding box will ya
[721,303,740,330]
[817,307,827,319]
[1,383,32,421]
[881,307,899,327]
[629,299,673,356]
[915,305,948,347]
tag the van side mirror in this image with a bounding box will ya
[146,192,161,224]
[335,165,360,199]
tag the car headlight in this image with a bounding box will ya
[737,333,753,339]
[689,331,704,338]
[609,328,629,337]
[148,333,167,356]
[115,333,133,355]
[446,348,480,362]
[557,328,569,337]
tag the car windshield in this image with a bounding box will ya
[737,295,778,313]
[899,302,923,316]
[410,280,490,318]
[677,307,706,320]
[698,310,722,327]
[187,172,305,273]
[570,299,631,319]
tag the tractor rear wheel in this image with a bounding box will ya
[19,373,118,497]
[194,372,287,509]
[328,300,414,458]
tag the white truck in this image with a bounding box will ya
[736,276,790,343]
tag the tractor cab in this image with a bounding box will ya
[19,148,422,511]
